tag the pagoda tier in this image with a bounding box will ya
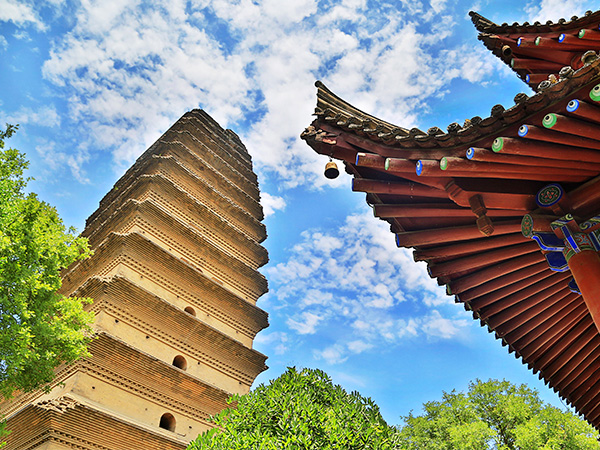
[302,24,600,427]
[2,333,231,436]
[60,231,267,343]
[471,9,600,90]
[2,110,269,448]
[4,398,187,450]
[86,157,266,245]
[83,197,267,298]
[76,277,267,391]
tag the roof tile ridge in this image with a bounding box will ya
[315,80,410,136]
[308,57,600,153]
[470,9,600,35]
[469,11,496,32]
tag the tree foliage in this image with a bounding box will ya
[0,124,93,400]
[188,367,400,449]
[189,370,600,450]
[398,379,600,450]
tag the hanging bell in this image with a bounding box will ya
[324,160,339,179]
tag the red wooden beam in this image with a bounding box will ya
[413,233,527,261]
[578,29,600,40]
[550,337,600,389]
[534,36,592,50]
[485,34,518,48]
[546,336,600,390]
[515,36,537,48]
[486,285,571,330]
[427,241,539,278]
[473,271,570,317]
[581,392,600,422]
[512,46,577,66]
[304,138,357,164]
[567,364,600,408]
[534,320,596,371]
[374,203,523,219]
[525,73,552,85]
[355,152,386,169]
[492,136,600,163]
[384,157,419,173]
[504,292,580,346]
[459,266,553,305]
[569,175,600,217]
[567,361,600,408]
[416,158,591,182]
[395,220,522,248]
[519,311,591,363]
[511,58,564,71]
[449,252,546,294]
[351,178,447,198]
[441,156,598,177]
[316,122,466,159]
[455,261,548,298]
[559,32,600,47]
[568,362,600,417]
[568,380,600,426]
[466,146,600,170]
[518,124,600,150]
[394,216,476,231]
[568,249,600,333]
[542,113,600,141]
[565,98,600,123]
[506,304,587,358]
[492,289,573,335]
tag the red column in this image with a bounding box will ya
[567,249,600,330]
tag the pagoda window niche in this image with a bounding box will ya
[159,413,176,432]
[172,355,188,371]
[184,306,196,316]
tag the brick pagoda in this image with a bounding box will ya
[2,110,269,448]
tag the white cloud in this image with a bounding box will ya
[35,140,90,184]
[301,289,333,307]
[423,292,454,307]
[36,0,501,187]
[441,45,503,84]
[347,339,374,354]
[314,344,348,365]
[13,30,31,40]
[7,105,61,128]
[287,311,322,335]
[266,207,471,363]
[430,0,448,13]
[524,0,591,23]
[254,331,289,355]
[41,0,253,171]
[422,310,469,340]
[0,0,46,30]
[260,192,287,218]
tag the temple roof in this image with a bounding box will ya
[302,17,600,428]
[305,57,600,152]
[470,9,600,90]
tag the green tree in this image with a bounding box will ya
[398,379,600,450]
[188,367,400,449]
[0,124,93,400]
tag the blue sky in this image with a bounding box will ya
[2,0,599,426]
